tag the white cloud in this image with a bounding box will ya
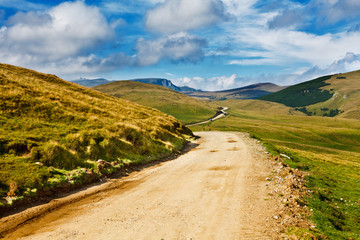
[221,0,258,16]
[145,0,225,34]
[226,20,360,68]
[174,74,248,91]
[300,52,360,78]
[175,52,360,91]
[135,32,207,66]
[0,1,115,74]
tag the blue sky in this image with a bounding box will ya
[1,0,360,90]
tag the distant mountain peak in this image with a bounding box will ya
[70,77,200,92]
[130,78,200,92]
[184,82,286,100]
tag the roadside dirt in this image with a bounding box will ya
[1,131,303,239]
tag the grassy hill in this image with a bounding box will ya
[260,71,360,119]
[0,63,192,204]
[210,99,305,116]
[306,71,360,119]
[184,83,286,100]
[190,101,360,239]
[259,75,334,107]
[93,81,216,124]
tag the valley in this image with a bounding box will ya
[2,1,360,239]
[93,80,216,124]
[1,63,360,239]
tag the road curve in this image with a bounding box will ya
[2,131,281,240]
[186,107,228,126]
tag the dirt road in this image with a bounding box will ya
[186,107,228,126]
[2,131,281,239]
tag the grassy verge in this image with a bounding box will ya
[0,63,193,209]
[190,105,360,239]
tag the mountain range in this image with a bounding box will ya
[71,78,285,100]
[184,82,286,100]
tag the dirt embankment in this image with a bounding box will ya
[1,131,310,239]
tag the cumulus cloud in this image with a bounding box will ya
[0,1,121,75]
[135,32,207,66]
[2,1,112,60]
[300,52,360,78]
[145,0,225,33]
[174,74,248,91]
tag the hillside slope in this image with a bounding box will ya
[306,70,360,119]
[93,81,216,124]
[185,83,286,100]
[259,75,334,107]
[260,71,360,119]
[210,99,305,116]
[0,63,192,201]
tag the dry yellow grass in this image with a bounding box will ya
[0,63,192,200]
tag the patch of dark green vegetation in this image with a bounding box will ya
[295,107,344,117]
[323,109,344,117]
[260,75,334,107]
[295,107,313,116]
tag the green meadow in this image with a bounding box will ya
[191,100,360,239]
[93,80,216,124]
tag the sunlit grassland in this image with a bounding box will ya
[191,100,360,239]
[93,80,216,124]
[0,63,192,202]
[308,70,360,120]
